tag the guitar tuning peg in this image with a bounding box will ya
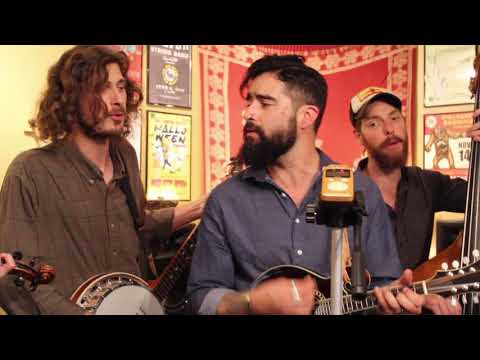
[470,267,476,273]
[441,262,449,271]
[473,249,480,260]
[452,260,460,269]
[463,257,470,265]
[450,296,458,307]
[462,294,468,305]
[474,283,480,289]
[473,293,479,304]
[451,287,458,294]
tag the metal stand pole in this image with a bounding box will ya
[330,228,343,315]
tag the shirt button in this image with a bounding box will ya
[295,218,300,224]
[89,179,95,185]
[297,249,303,256]
[113,250,118,255]
[111,223,115,229]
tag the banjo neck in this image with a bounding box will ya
[149,224,199,302]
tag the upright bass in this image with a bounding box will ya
[413,52,480,314]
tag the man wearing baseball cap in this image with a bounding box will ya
[350,86,480,314]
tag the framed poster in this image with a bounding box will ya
[146,111,191,201]
[424,45,476,107]
[147,45,192,108]
[108,45,143,85]
[424,112,473,179]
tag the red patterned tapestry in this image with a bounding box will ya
[200,45,417,191]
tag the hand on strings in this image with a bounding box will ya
[250,275,317,315]
[374,269,425,315]
[423,294,462,315]
[0,252,16,279]
[466,111,480,142]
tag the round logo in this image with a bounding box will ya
[162,64,179,86]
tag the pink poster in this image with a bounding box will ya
[108,45,143,85]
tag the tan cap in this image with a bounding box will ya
[350,86,402,127]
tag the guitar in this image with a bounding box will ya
[148,223,199,315]
[251,258,480,315]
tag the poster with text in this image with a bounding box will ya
[146,111,191,201]
[424,112,473,179]
[148,45,192,108]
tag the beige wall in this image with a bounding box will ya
[0,45,205,203]
[0,45,74,181]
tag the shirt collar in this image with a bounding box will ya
[58,138,126,182]
[241,148,336,183]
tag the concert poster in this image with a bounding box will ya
[148,45,192,108]
[424,112,473,179]
[146,111,192,201]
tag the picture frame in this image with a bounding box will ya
[424,111,473,179]
[146,111,192,201]
[147,45,192,108]
[424,45,476,107]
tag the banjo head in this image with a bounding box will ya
[74,272,164,315]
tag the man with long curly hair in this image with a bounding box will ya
[0,45,204,315]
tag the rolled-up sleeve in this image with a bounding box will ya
[187,192,237,314]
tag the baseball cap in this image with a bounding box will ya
[349,86,402,128]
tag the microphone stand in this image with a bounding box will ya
[306,191,368,314]
[351,192,368,301]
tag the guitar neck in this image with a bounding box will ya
[151,226,198,302]
[315,281,428,315]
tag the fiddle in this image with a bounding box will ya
[2,251,55,292]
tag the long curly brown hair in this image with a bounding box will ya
[30,45,143,143]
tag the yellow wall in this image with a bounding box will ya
[0,45,205,203]
[0,45,74,181]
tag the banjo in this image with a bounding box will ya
[70,224,198,315]
[70,157,242,315]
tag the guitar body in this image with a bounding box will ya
[71,272,164,315]
[251,265,358,314]
[413,232,463,282]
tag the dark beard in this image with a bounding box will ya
[238,119,297,169]
[78,113,123,140]
[366,136,409,173]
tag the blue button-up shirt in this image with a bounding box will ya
[187,151,402,314]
